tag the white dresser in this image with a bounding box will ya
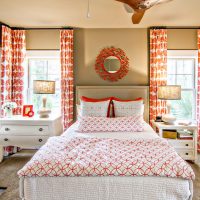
[152,121,197,163]
[0,115,63,162]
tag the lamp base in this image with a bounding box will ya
[162,114,176,125]
[38,109,51,118]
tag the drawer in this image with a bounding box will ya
[176,149,195,160]
[0,125,49,136]
[0,135,49,147]
[167,139,194,149]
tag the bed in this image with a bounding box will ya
[18,86,194,200]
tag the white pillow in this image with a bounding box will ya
[80,100,110,117]
[113,100,144,117]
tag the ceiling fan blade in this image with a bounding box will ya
[116,0,138,8]
[132,10,145,24]
[156,0,173,5]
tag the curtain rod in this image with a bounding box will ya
[0,22,11,28]
[11,27,74,30]
[149,26,200,30]
[0,22,74,30]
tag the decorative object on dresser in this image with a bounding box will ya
[33,80,55,118]
[158,85,181,124]
[22,105,34,117]
[0,115,63,163]
[95,47,129,82]
[152,121,197,163]
[2,102,17,118]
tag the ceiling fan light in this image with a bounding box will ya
[124,4,134,13]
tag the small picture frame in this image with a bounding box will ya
[22,105,34,117]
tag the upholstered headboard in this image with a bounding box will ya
[76,86,149,122]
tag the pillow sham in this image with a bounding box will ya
[112,97,143,102]
[112,99,144,117]
[81,96,112,117]
[80,100,110,117]
[77,116,144,132]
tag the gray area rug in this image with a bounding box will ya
[0,150,199,200]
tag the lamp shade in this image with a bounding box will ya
[158,85,181,100]
[33,80,55,94]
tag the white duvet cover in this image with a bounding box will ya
[19,122,193,200]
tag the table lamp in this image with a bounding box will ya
[158,85,181,124]
[33,80,55,118]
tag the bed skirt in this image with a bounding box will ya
[19,176,193,200]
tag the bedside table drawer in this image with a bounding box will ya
[0,125,49,136]
[176,149,195,160]
[0,135,49,146]
[167,140,194,149]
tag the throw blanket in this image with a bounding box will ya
[18,136,195,180]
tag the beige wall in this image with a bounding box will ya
[25,28,198,86]
[74,29,148,86]
[168,29,197,50]
[26,30,60,50]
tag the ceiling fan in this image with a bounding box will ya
[116,0,173,24]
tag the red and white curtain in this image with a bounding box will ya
[0,26,12,116]
[197,30,200,152]
[11,29,26,114]
[149,29,168,123]
[0,25,26,156]
[60,29,74,130]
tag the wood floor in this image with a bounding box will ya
[0,150,199,200]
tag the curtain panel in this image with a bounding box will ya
[197,30,200,152]
[11,29,26,115]
[149,29,167,123]
[0,25,26,156]
[0,25,12,116]
[60,29,74,130]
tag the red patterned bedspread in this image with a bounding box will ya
[18,136,195,180]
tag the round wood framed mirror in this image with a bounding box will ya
[95,47,129,82]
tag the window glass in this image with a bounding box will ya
[170,91,194,120]
[167,53,196,121]
[26,52,61,114]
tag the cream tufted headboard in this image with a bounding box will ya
[76,86,149,122]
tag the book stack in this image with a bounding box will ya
[177,130,193,140]
[163,130,177,139]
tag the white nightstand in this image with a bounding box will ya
[0,115,63,162]
[152,121,197,163]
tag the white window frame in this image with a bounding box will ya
[167,50,198,121]
[25,50,60,111]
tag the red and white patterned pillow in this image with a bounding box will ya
[112,100,144,117]
[77,116,145,132]
[80,100,110,117]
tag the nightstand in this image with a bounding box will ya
[0,115,63,162]
[151,121,197,163]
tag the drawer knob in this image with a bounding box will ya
[39,128,43,132]
[185,144,189,146]
[4,138,8,141]
[5,128,10,131]
[185,153,189,155]
[39,139,43,142]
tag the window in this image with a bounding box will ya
[167,50,198,120]
[25,51,61,113]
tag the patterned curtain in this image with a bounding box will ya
[197,30,200,152]
[12,29,26,115]
[0,25,26,156]
[60,29,74,130]
[149,29,167,123]
[0,26,12,116]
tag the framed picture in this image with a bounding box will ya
[22,105,34,117]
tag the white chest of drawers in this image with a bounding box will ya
[0,115,63,162]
